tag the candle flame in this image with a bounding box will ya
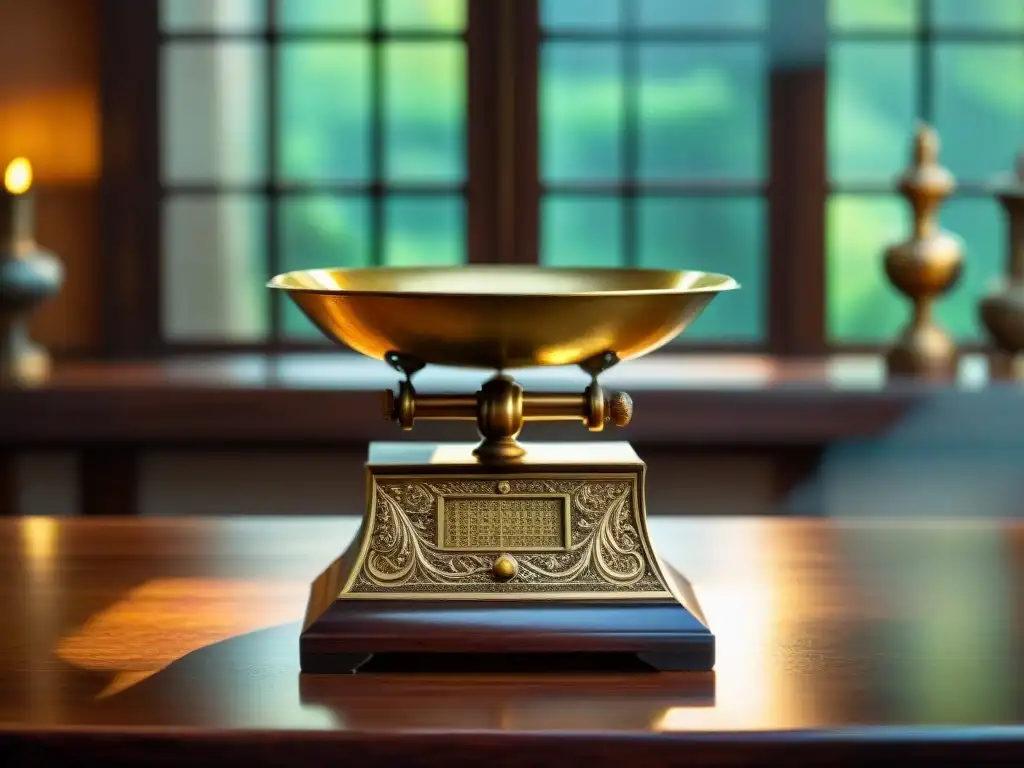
[5,157,32,194]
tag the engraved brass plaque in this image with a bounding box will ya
[346,475,671,598]
[437,495,570,552]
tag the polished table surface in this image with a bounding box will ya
[2,516,1022,766]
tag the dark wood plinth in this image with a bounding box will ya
[300,567,715,674]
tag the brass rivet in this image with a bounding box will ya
[496,480,511,494]
[492,554,517,581]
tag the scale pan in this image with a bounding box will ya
[268,266,738,370]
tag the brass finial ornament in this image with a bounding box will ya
[979,149,1024,376]
[883,124,964,378]
[268,265,739,673]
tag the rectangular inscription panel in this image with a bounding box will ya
[438,495,569,552]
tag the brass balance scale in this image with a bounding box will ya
[268,266,738,673]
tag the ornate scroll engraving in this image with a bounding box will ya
[349,476,667,595]
[440,495,567,551]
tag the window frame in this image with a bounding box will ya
[97,0,832,358]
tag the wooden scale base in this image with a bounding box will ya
[300,442,715,674]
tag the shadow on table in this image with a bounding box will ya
[94,621,716,731]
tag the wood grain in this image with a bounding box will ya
[0,516,1021,766]
[767,0,827,355]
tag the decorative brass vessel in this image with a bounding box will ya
[883,125,963,379]
[979,151,1024,376]
[269,265,738,673]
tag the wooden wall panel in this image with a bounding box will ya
[31,188,100,353]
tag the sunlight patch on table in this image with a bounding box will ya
[55,578,306,699]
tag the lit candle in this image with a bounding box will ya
[1,157,35,249]
[0,156,62,386]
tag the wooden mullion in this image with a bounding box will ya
[467,0,500,263]
[508,0,540,264]
[266,0,282,344]
[370,1,385,267]
[767,0,829,356]
[98,0,162,358]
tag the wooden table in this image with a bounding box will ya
[1,516,1021,765]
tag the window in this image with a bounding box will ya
[538,0,767,342]
[827,0,1024,342]
[158,0,468,343]
[101,0,1024,356]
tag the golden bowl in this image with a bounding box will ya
[268,266,738,370]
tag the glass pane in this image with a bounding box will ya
[384,43,465,182]
[160,0,265,32]
[932,0,1024,31]
[383,0,466,31]
[542,43,622,182]
[384,196,464,265]
[278,42,371,182]
[541,197,623,267]
[828,0,917,31]
[828,42,917,184]
[635,0,767,30]
[162,195,268,341]
[638,43,764,180]
[826,195,907,341]
[933,44,1024,181]
[162,43,267,184]
[279,195,371,339]
[541,0,620,30]
[637,197,763,341]
[277,0,369,30]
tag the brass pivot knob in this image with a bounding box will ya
[382,371,633,457]
[492,554,518,582]
[608,391,633,427]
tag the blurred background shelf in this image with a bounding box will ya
[3,352,1022,518]
[0,352,1003,445]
